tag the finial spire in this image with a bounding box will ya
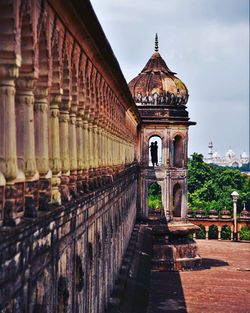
[155,33,159,52]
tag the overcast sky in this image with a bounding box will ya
[91,0,249,158]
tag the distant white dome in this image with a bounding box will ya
[213,151,220,158]
[241,151,248,159]
[225,149,235,158]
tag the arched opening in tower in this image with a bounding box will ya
[148,182,163,215]
[173,183,182,217]
[173,135,183,168]
[148,136,162,167]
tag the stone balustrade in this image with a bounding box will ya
[0,0,139,227]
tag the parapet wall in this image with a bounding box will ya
[0,166,138,313]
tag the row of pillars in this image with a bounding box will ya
[0,62,135,225]
[192,225,239,241]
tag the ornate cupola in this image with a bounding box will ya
[128,34,194,125]
[130,34,196,222]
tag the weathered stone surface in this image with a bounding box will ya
[167,221,200,236]
[0,167,138,312]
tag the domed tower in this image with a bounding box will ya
[129,34,196,221]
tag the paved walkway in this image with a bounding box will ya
[148,240,250,313]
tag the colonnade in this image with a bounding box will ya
[192,221,249,241]
[0,0,138,226]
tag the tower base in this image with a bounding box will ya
[152,220,202,271]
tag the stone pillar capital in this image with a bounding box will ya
[70,102,78,113]
[78,108,84,118]
[82,120,88,129]
[50,89,63,103]
[0,64,20,82]
[34,86,49,99]
[60,100,71,112]
[16,77,35,90]
[59,112,70,123]
[76,116,83,128]
[70,113,76,125]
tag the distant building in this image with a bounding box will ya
[204,142,249,168]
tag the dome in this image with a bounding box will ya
[213,151,220,158]
[225,148,235,158]
[241,151,248,159]
[240,204,249,218]
[220,207,231,218]
[195,208,205,217]
[209,209,218,216]
[187,208,193,217]
[128,34,188,106]
[240,208,249,218]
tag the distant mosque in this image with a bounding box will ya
[204,142,249,168]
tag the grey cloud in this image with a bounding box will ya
[91,0,249,157]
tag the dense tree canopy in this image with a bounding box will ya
[148,182,162,210]
[188,153,250,215]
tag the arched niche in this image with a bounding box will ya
[208,225,218,239]
[221,225,231,240]
[173,183,182,217]
[173,135,183,168]
[196,224,206,239]
[232,162,239,168]
[148,135,162,166]
[148,182,163,215]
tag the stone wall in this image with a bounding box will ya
[0,166,138,312]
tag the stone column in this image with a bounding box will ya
[205,226,209,240]
[76,109,84,193]
[92,123,98,187]
[93,124,98,169]
[184,136,188,167]
[88,122,94,188]
[108,130,111,168]
[103,129,107,167]
[181,177,188,219]
[34,87,50,209]
[59,100,70,202]
[97,126,103,185]
[49,91,62,204]
[0,63,19,225]
[114,136,117,166]
[69,105,78,196]
[116,138,119,166]
[218,226,221,240]
[166,172,171,221]
[97,126,102,168]
[110,134,114,166]
[16,77,38,217]
[82,119,89,191]
[107,132,110,167]
[102,129,108,183]
[98,126,103,169]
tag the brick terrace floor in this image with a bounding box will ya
[148,240,250,313]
